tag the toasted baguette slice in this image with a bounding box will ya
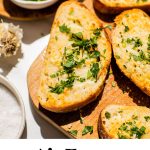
[112,9,150,96]
[99,105,150,139]
[38,1,111,112]
[94,0,150,14]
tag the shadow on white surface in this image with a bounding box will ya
[0,48,23,76]
[29,99,67,139]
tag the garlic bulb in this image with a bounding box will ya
[0,22,23,57]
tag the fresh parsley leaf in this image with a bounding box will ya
[49,84,64,94]
[126,37,143,49]
[130,126,146,139]
[90,51,100,58]
[59,24,70,33]
[124,25,129,32]
[118,121,146,139]
[132,50,150,63]
[72,37,97,52]
[82,126,93,135]
[90,63,100,80]
[115,55,120,59]
[117,132,127,139]
[105,111,111,119]
[63,57,75,68]
[69,130,78,136]
[144,116,150,122]
[132,115,138,120]
[78,77,86,82]
[71,32,83,41]
[49,76,75,94]
[87,70,92,79]
[93,28,102,36]
[119,123,128,131]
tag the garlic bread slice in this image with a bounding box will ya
[38,1,111,112]
[112,9,150,96]
[94,0,150,14]
[99,105,150,139]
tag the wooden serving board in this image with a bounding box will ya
[0,0,65,21]
[27,0,150,139]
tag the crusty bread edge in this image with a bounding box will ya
[98,106,116,139]
[94,0,150,14]
[38,1,112,113]
[112,9,150,96]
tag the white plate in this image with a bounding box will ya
[11,0,59,10]
[0,74,25,139]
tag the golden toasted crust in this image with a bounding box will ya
[38,1,112,112]
[94,0,150,14]
[99,105,150,139]
[112,9,150,96]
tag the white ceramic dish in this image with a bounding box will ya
[11,0,58,10]
[0,74,25,139]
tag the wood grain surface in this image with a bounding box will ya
[27,0,150,139]
[0,0,65,20]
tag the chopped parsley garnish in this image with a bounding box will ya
[132,115,138,120]
[90,51,100,58]
[105,111,111,119]
[115,55,120,59]
[93,25,112,37]
[117,132,127,139]
[124,26,129,32]
[50,70,66,78]
[50,24,103,94]
[69,130,78,136]
[72,36,98,52]
[126,37,143,49]
[89,63,100,81]
[144,116,150,122]
[78,77,86,82]
[131,50,150,63]
[93,28,102,36]
[71,32,83,41]
[59,24,70,33]
[119,123,128,131]
[117,121,146,139]
[49,76,75,94]
[82,126,93,135]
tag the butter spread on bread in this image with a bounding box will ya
[100,105,150,139]
[38,1,111,112]
[112,9,150,96]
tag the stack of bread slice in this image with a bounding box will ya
[37,0,150,139]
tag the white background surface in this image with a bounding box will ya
[0,140,149,150]
[0,15,67,139]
